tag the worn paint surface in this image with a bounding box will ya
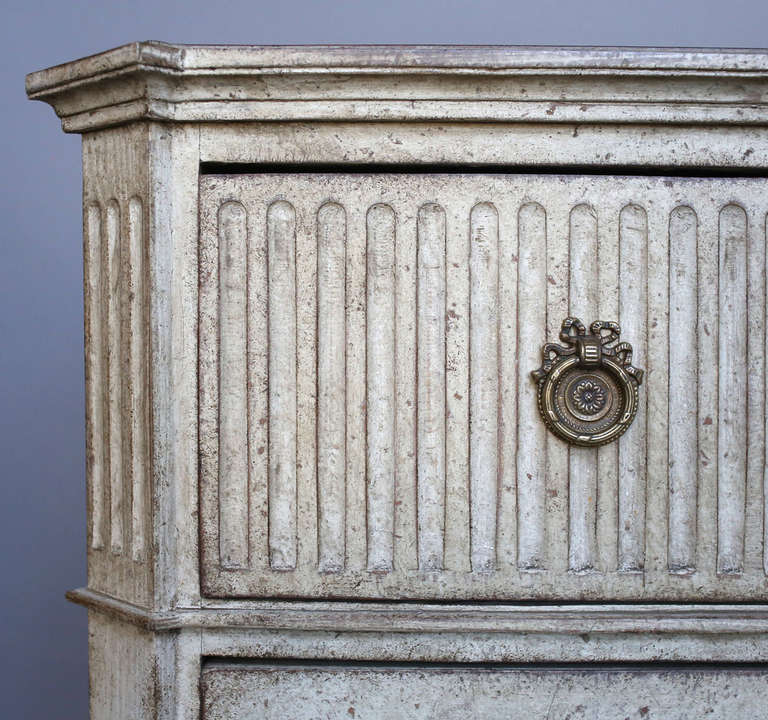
[199,172,768,601]
[26,43,768,720]
[201,663,768,720]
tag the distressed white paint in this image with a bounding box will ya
[444,200,471,574]
[127,196,148,562]
[668,206,698,572]
[618,204,648,572]
[516,202,547,570]
[596,203,619,574]
[718,204,748,575]
[106,200,124,556]
[316,202,347,573]
[469,203,499,573]
[217,201,249,569]
[193,173,768,600]
[202,663,768,720]
[568,203,598,572]
[267,201,297,571]
[416,203,447,571]
[645,201,670,581]
[366,204,396,572]
[85,203,105,551]
[27,44,768,720]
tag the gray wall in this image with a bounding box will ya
[3,0,768,716]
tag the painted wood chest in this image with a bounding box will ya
[28,43,768,718]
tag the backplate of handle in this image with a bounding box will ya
[531,317,644,447]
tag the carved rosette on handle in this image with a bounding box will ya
[532,317,644,447]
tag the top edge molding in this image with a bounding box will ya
[26,41,768,133]
[26,41,768,91]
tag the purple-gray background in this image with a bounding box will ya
[3,0,768,716]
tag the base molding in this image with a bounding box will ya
[68,587,768,633]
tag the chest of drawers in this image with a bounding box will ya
[28,43,768,718]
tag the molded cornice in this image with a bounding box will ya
[26,42,768,132]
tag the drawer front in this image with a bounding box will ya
[199,173,768,600]
[201,662,768,719]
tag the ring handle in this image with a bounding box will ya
[531,317,643,447]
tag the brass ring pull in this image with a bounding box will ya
[531,317,644,447]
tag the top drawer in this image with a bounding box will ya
[199,172,768,601]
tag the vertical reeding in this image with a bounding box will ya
[267,200,298,570]
[106,200,124,555]
[316,202,347,572]
[545,201,570,573]
[568,203,599,572]
[296,200,319,573]
[469,202,499,572]
[416,203,447,571]
[717,204,748,574]
[394,200,418,573]
[217,201,249,569]
[516,202,547,569]
[246,199,269,570]
[497,195,519,569]
[85,203,105,551]
[198,183,221,581]
[697,204,719,578]
[618,203,648,572]
[345,203,367,572]
[128,197,148,562]
[645,204,669,579]
[366,204,396,572]
[765,213,768,576]
[744,207,765,575]
[668,206,699,572]
[444,202,471,573]
[596,204,620,573]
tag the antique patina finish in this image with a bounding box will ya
[28,43,768,718]
[532,317,644,447]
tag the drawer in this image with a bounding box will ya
[200,661,768,719]
[199,172,768,601]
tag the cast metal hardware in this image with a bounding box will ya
[532,317,644,447]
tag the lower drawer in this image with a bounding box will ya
[201,661,765,719]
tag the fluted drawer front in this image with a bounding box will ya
[199,173,768,600]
